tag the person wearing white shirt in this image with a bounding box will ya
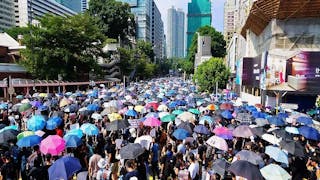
[187,153,199,180]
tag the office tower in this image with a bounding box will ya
[0,0,16,32]
[167,7,185,58]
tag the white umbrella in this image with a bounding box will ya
[262,134,280,145]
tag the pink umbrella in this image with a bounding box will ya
[206,136,228,151]
[213,127,233,139]
[143,117,161,127]
[118,107,128,115]
[40,135,65,155]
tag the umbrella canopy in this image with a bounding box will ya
[157,104,168,112]
[228,160,264,180]
[59,98,69,108]
[160,114,175,122]
[177,122,193,134]
[101,106,118,116]
[213,127,233,139]
[0,129,18,144]
[279,139,305,157]
[199,116,213,125]
[107,113,122,121]
[0,125,18,133]
[145,102,159,111]
[260,164,291,180]
[66,129,83,139]
[105,120,130,131]
[119,143,145,159]
[188,108,200,115]
[17,131,35,140]
[46,116,63,130]
[267,116,286,126]
[207,104,216,111]
[194,125,211,135]
[40,135,66,155]
[91,113,102,120]
[220,103,233,110]
[172,109,184,115]
[298,126,320,140]
[80,123,99,136]
[177,112,195,122]
[63,135,82,148]
[17,135,41,148]
[235,150,264,166]
[134,105,145,113]
[173,128,191,140]
[27,115,46,131]
[206,136,228,151]
[48,156,82,180]
[125,109,138,117]
[19,103,32,112]
[143,117,161,127]
[134,135,153,149]
[235,113,253,124]
[233,125,254,138]
[87,104,99,112]
[158,112,170,119]
[262,134,281,146]
[265,146,288,165]
[285,126,299,134]
[212,159,230,177]
[255,118,269,127]
[296,116,313,125]
[221,110,233,119]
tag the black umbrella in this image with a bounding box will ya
[272,129,293,140]
[123,102,134,107]
[212,159,230,177]
[0,129,19,144]
[0,124,6,130]
[119,143,145,159]
[177,122,193,134]
[236,113,253,124]
[228,160,264,180]
[279,139,305,157]
[105,120,130,131]
[250,127,266,137]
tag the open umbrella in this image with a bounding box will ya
[66,129,83,139]
[80,123,99,136]
[40,135,65,155]
[145,102,159,111]
[0,129,18,144]
[107,113,122,121]
[228,160,264,180]
[105,120,130,131]
[235,113,253,124]
[265,146,288,165]
[46,116,63,130]
[194,125,211,135]
[177,112,195,122]
[235,150,264,166]
[143,117,161,127]
[157,104,168,112]
[267,116,286,126]
[91,113,102,120]
[160,114,175,122]
[206,136,228,151]
[233,125,254,138]
[17,131,35,140]
[199,116,213,125]
[27,115,46,131]
[63,135,82,148]
[177,122,193,134]
[19,103,32,112]
[279,139,305,157]
[188,108,200,115]
[221,110,233,119]
[125,109,138,117]
[220,103,233,110]
[59,98,69,108]
[134,105,145,113]
[255,118,269,127]
[212,159,230,177]
[207,104,216,111]
[119,143,145,159]
[172,109,184,115]
[262,134,281,145]
[48,156,81,180]
[17,135,41,148]
[260,164,291,180]
[134,135,153,149]
[173,128,191,140]
[297,116,313,125]
[285,126,299,134]
[213,127,233,139]
[298,126,320,140]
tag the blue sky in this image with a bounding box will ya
[154,0,226,33]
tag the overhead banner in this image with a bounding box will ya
[265,51,320,93]
[241,55,262,88]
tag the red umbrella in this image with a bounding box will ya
[145,102,159,111]
[219,103,234,110]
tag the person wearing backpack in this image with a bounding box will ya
[160,143,176,180]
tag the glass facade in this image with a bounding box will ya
[0,0,15,32]
[55,0,88,13]
[186,0,211,53]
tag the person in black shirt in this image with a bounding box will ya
[124,160,139,180]
[1,152,16,180]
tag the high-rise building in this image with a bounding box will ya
[166,7,185,58]
[15,0,77,27]
[55,0,88,13]
[223,0,237,45]
[151,1,164,59]
[186,0,211,54]
[0,0,16,32]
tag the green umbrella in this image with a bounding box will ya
[19,103,32,112]
[172,109,184,115]
[307,109,317,116]
[161,114,176,122]
[17,131,35,140]
[188,108,201,115]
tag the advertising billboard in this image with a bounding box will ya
[265,51,320,93]
[241,55,262,87]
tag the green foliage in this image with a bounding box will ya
[20,13,105,80]
[5,26,30,40]
[187,26,226,62]
[177,59,194,75]
[193,57,230,92]
[88,0,135,40]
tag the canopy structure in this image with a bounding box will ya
[241,0,320,38]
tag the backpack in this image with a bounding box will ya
[164,154,176,173]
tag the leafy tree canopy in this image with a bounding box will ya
[193,57,230,92]
[88,0,135,40]
[5,26,30,40]
[187,26,226,62]
[20,13,105,80]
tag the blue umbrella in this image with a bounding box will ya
[87,104,99,111]
[31,101,42,108]
[298,126,320,140]
[48,156,82,180]
[168,101,178,109]
[46,116,63,130]
[265,146,288,165]
[0,103,7,110]
[63,135,82,147]
[175,100,187,106]
[277,112,289,119]
[267,116,286,126]
[38,105,48,112]
[80,123,99,136]
[194,125,211,135]
[297,116,313,125]
[199,116,213,124]
[0,125,18,133]
[66,129,83,138]
[173,128,191,140]
[17,135,41,148]
[27,115,46,131]
[252,111,267,119]
[221,110,233,119]
[125,109,138,117]
[246,105,257,112]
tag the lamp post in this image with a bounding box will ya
[58,74,62,94]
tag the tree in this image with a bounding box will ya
[193,57,230,92]
[20,13,105,80]
[187,26,226,62]
[5,26,30,40]
[88,0,135,40]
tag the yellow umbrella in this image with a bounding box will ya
[108,113,122,121]
[38,93,47,98]
[59,98,69,108]
[134,105,145,113]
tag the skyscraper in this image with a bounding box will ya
[0,0,15,32]
[151,1,164,59]
[55,0,88,13]
[223,0,237,45]
[166,7,185,58]
[186,0,211,54]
